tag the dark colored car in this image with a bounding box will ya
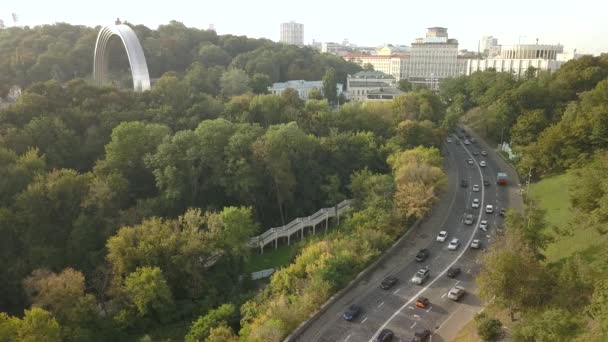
[415,249,430,262]
[342,304,362,321]
[376,329,394,342]
[447,267,461,278]
[472,151,479,156]
[470,137,476,143]
[499,208,506,216]
[411,329,431,342]
[381,276,398,290]
[483,179,490,187]
[461,179,468,187]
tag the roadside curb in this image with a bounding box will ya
[283,217,424,341]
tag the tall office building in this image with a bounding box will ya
[407,27,464,89]
[280,21,304,46]
[480,36,499,56]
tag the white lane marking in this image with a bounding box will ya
[344,334,352,342]
[362,316,368,324]
[426,305,433,313]
[455,280,460,285]
[393,287,402,295]
[467,268,472,274]
[377,302,384,308]
[408,306,415,310]
[441,293,447,299]
[410,322,417,329]
[368,136,486,342]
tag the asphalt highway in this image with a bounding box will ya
[294,132,512,342]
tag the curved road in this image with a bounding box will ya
[293,132,513,342]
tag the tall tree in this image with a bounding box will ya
[322,68,338,104]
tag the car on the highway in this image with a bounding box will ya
[342,304,362,321]
[436,231,448,242]
[470,137,476,143]
[467,158,474,165]
[447,267,461,278]
[415,249,430,262]
[485,204,494,213]
[446,138,452,143]
[473,184,480,192]
[381,276,398,290]
[464,140,471,145]
[464,214,474,225]
[411,267,430,285]
[484,179,491,187]
[461,179,468,187]
[481,150,488,156]
[448,238,460,250]
[472,198,480,208]
[479,220,488,231]
[376,329,394,342]
[455,140,461,145]
[448,286,466,301]
[480,160,487,167]
[472,151,479,156]
[409,329,432,342]
[415,296,430,308]
[471,239,481,249]
[499,208,506,216]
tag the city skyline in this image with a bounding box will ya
[4,0,607,55]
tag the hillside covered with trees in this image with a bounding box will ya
[0,21,448,340]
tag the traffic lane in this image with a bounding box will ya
[386,245,486,340]
[357,140,489,341]
[305,145,470,342]
[295,146,467,342]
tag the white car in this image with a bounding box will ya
[471,239,481,249]
[481,150,488,156]
[447,138,452,143]
[480,160,487,167]
[472,199,480,208]
[464,140,471,145]
[411,268,430,285]
[436,231,448,242]
[479,220,488,231]
[485,204,494,213]
[473,184,480,192]
[448,286,466,301]
[448,238,460,250]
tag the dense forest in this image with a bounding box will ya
[0,21,361,97]
[0,21,452,342]
[1,20,608,342]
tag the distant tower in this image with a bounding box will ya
[115,18,121,25]
[280,21,304,46]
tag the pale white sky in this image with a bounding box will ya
[4,0,607,55]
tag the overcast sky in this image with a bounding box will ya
[4,0,607,55]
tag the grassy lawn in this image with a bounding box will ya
[530,173,606,262]
[244,243,300,273]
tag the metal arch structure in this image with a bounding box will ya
[93,24,151,92]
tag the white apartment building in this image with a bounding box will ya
[268,80,343,100]
[480,36,499,56]
[407,27,464,89]
[465,43,572,77]
[344,54,409,80]
[465,58,564,78]
[346,71,397,101]
[280,21,304,46]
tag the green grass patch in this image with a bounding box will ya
[530,173,606,262]
[244,243,300,273]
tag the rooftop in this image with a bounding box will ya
[350,70,394,79]
[269,80,323,90]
